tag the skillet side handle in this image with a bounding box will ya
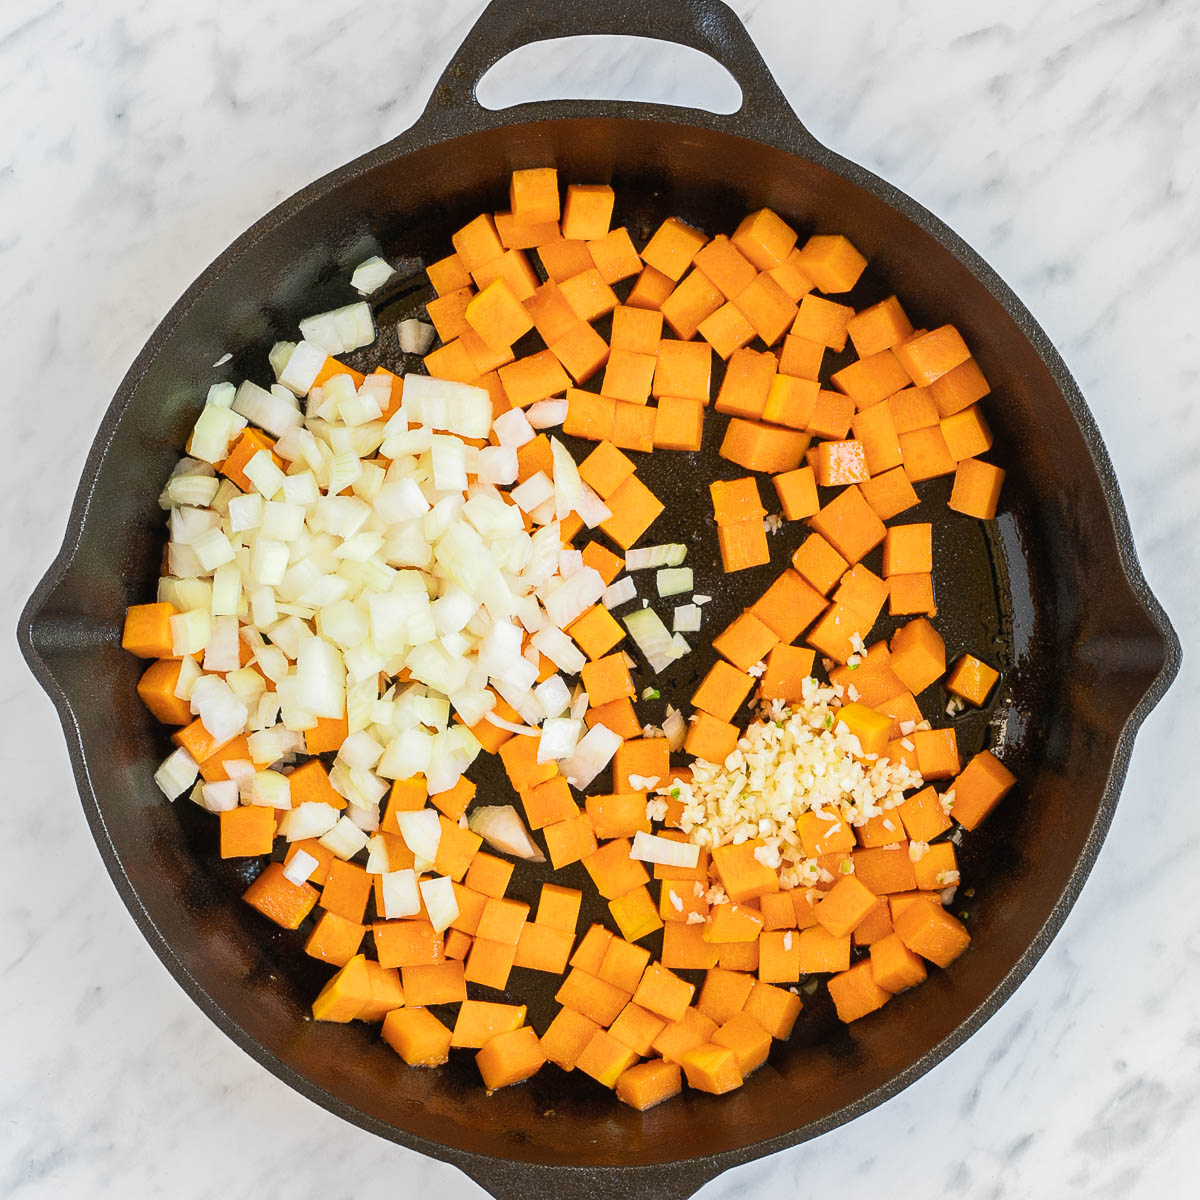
[408,0,817,153]
[454,1156,725,1200]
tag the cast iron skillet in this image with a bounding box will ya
[17,1,1181,1196]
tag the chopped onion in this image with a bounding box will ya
[574,484,611,528]
[154,747,198,799]
[602,576,637,610]
[395,809,441,863]
[278,801,340,841]
[625,544,687,571]
[233,379,303,439]
[541,566,604,628]
[380,868,421,918]
[319,814,371,860]
[534,674,571,720]
[663,704,687,751]
[657,567,693,597]
[397,318,436,354]
[476,445,518,485]
[530,626,586,675]
[403,375,492,440]
[525,399,568,428]
[623,607,682,673]
[282,848,319,885]
[673,603,702,632]
[419,875,460,933]
[468,805,545,862]
[537,716,581,763]
[277,340,328,396]
[630,830,700,868]
[560,723,622,790]
[351,255,395,294]
[300,302,375,355]
[200,780,238,813]
[492,407,536,448]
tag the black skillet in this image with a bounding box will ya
[17,1,1180,1197]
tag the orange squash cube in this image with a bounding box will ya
[304,911,366,967]
[582,837,650,900]
[653,394,705,451]
[615,1059,682,1110]
[896,786,952,843]
[815,440,869,488]
[609,885,664,942]
[476,1024,546,1090]
[760,643,817,702]
[712,1009,773,1075]
[427,251,472,297]
[851,846,918,895]
[946,653,1000,706]
[928,357,990,416]
[549,320,610,385]
[561,183,613,240]
[513,921,574,973]
[772,466,819,521]
[542,810,598,870]
[382,1007,452,1066]
[556,966,631,1026]
[452,213,504,272]
[697,967,756,1024]
[587,226,643,284]
[652,338,712,401]
[893,897,971,966]
[691,660,755,723]
[633,962,695,1021]
[122,602,179,659]
[694,233,758,298]
[472,247,540,301]
[778,333,824,380]
[716,517,770,573]
[750,569,828,643]
[813,874,879,937]
[732,272,798,346]
[541,1006,601,1071]
[810,485,887,564]
[560,267,619,323]
[767,246,815,302]
[713,611,779,672]
[847,295,914,357]
[869,931,928,992]
[949,457,1005,519]
[794,924,851,974]
[660,921,720,971]
[732,208,797,270]
[791,294,854,351]
[564,387,616,442]
[600,474,664,548]
[419,286,473,344]
[610,304,664,354]
[601,348,656,405]
[795,233,867,293]
[680,1042,743,1094]
[642,216,708,281]
[893,324,971,386]
[585,792,651,840]
[911,727,959,780]
[585,697,641,740]
[828,959,892,1022]
[715,348,776,419]
[611,399,656,452]
[660,268,724,340]
[494,211,560,251]
[242,862,317,930]
[761,373,819,431]
[791,532,850,594]
[860,466,919,521]
[219,805,275,859]
[719,418,810,474]
[949,750,1017,830]
[510,167,559,224]
[626,264,675,309]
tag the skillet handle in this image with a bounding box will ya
[404,0,817,154]
[452,1155,725,1200]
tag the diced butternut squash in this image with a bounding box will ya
[427,251,472,296]
[653,394,705,451]
[576,1028,638,1088]
[713,611,779,672]
[582,837,650,900]
[828,959,892,1022]
[242,863,317,930]
[661,268,724,340]
[949,457,1005,519]
[616,1059,682,1110]
[794,924,851,974]
[897,786,952,844]
[711,841,781,903]
[712,1010,772,1074]
[513,921,574,973]
[626,264,675,309]
[585,792,651,840]
[561,183,613,240]
[813,874,879,937]
[600,474,664,549]
[717,517,771,573]
[476,1024,546,1090]
[556,967,631,1026]
[760,643,817,703]
[642,216,708,281]
[893,898,971,966]
[810,485,887,564]
[851,846,918,895]
[219,804,275,859]
[633,962,695,1021]
[660,922,720,970]
[950,750,1017,830]
[778,333,824,380]
[749,568,829,642]
[889,617,946,695]
[541,1006,601,1071]
[719,417,810,474]
[464,937,517,990]
[588,227,643,283]
[542,810,598,870]
[847,295,914,357]
[691,660,755,723]
[680,1042,743,1094]
[609,885,664,942]
[652,338,712,401]
[893,324,971,386]
[791,294,854,351]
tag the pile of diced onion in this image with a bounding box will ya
[150,293,706,891]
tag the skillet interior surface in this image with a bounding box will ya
[18,2,1179,1194]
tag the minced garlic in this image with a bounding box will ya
[663,678,923,889]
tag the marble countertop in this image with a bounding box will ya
[2,0,1198,1196]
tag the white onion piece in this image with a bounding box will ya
[250,770,291,809]
[365,833,391,874]
[575,484,612,528]
[484,711,538,737]
[294,636,346,719]
[233,379,303,438]
[537,717,581,763]
[352,256,395,294]
[560,723,622,790]
[319,814,371,860]
[395,809,441,864]
[657,567,694,597]
[300,302,374,355]
[380,868,421,919]
[534,674,571,720]
[492,407,536,449]
[279,801,340,841]
[630,830,700,869]
[170,609,210,656]
[402,375,492,439]
[625,544,688,571]
[550,438,584,519]
[244,450,286,498]
[200,780,239,813]
[602,576,637,610]
[207,382,236,409]
[541,566,604,628]
[526,399,568,428]
[338,730,384,771]
[397,318,436,354]
[420,876,460,933]
[624,607,683,673]
[468,806,545,862]
[530,626,586,675]
[278,341,327,395]
[189,404,247,464]
[673,603,702,632]
[511,472,554,513]
[477,445,518,485]
[172,654,202,701]
[282,848,320,886]
[154,747,198,799]
[663,705,687,751]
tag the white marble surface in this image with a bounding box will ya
[2,0,1198,1196]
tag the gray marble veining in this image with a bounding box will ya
[2,1,1198,1197]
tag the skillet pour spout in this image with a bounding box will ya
[17,2,1180,1198]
